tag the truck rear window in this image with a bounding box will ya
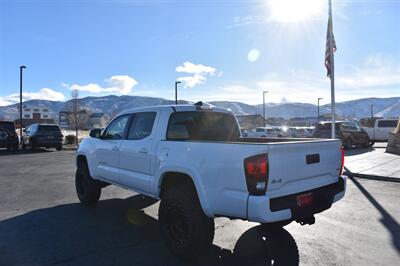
[38,125,61,132]
[316,123,341,131]
[0,122,15,131]
[167,111,240,141]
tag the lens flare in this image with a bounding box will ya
[267,0,324,23]
[248,49,260,62]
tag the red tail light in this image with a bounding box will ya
[340,146,345,176]
[244,154,269,195]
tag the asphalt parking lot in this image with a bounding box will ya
[0,149,399,266]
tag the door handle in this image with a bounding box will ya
[139,148,148,154]
[112,146,119,151]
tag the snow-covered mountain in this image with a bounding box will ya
[332,97,400,118]
[0,95,398,120]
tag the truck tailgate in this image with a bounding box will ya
[266,140,342,198]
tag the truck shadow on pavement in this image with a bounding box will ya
[0,195,299,266]
[344,147,375,157]
[348,176,400,253]
[0,148,54,156]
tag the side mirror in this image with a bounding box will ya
[89,128,102,138]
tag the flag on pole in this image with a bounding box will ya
[326,0,336,139]
[325,15,336,78]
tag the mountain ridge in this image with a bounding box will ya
[0,95,399,120]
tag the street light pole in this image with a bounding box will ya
[263,91,268,127]
[317,97,323,123]
[19,65,26,141]
[175,81,181,105]
[370,104,374,120]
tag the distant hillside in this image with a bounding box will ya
[0,95,398,120]
[332,97,400,118]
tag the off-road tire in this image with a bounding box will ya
[368,140,375,147]
[159,185,215,259]
[75,161,101,205]
[362,137,371,148]
[343,138,352,150]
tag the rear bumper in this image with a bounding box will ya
[32,139,62,147]
[0,138,19,147]
[247,176,346,223]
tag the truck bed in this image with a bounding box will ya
[236,137,324,143]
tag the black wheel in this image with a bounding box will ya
[75,161,101,205]
[159,185,215,259]
[343,138,352,150]
[56,145,62,151]
[13,144,19,150]
[362,137,370,148]
[368,140,375,147]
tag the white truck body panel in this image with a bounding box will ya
[77,104,346,223]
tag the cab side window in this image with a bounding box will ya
[102,115,130,140]
[127,112,156,140]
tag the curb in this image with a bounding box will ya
[343,166,400,183]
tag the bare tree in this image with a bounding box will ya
[109,107,119,120]
[71,89,79,145]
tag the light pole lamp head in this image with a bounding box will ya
[175,81,181,85]
[20,65,26,69]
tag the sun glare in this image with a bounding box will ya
[267,0,324,23]
[248,49,260,62]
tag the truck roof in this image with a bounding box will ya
[120,104,233,116]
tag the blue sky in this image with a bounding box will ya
[0,0,399,106]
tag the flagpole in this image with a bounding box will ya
[329,0,336,139]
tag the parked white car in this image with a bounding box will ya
[75,103,346,258]
[292,128,310,138]
[363,118,399,142]
[304,127,315,137]
[247,126,281,138]
[281,126,298,137]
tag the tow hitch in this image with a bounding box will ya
[296,215,315,226]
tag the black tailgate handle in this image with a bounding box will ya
[306,154,320,164]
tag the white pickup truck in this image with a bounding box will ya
[363,118,398,142]
[75,103,346,258]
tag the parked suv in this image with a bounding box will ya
[22,123,63,151]
[313,121,371,149]
[0,121,19,150]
